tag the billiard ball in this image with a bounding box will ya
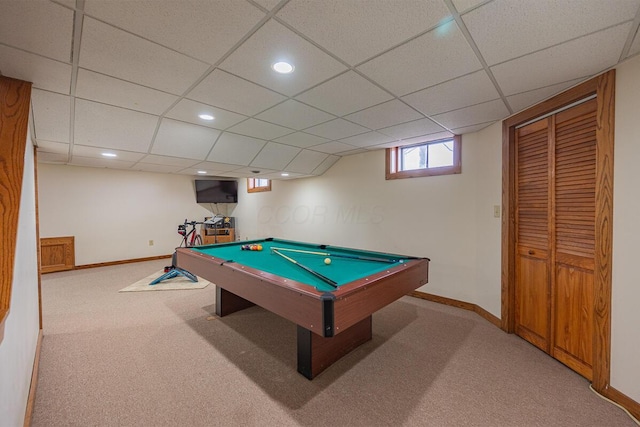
[241,245,249,250]
[324,257,331,265]
[256,244,263,251]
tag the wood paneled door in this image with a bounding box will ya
[503,70,615,393]
[514,99,597,379]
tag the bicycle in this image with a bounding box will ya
[177,219,203,247]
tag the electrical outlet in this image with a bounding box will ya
[148,240,154,246]
[493,205,501,218]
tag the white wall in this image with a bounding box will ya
[233,128,503,316]
[0,138,40,426]
[38,165,229,265]
[611,54,640,402]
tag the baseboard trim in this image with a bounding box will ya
[24,329,43,427]
[601,385,640,422]
[408,291,502,328]
[50,254,172,272]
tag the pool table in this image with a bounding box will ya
[175,238,429,379]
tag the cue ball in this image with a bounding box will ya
[324,258,331,265]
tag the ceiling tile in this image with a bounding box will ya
[69,156,136,169]
[192,161,243,172]
[54,0,76,8]
[312,155,340,175]
[151,119,221,160]
[295,71,393,117]
[207,133,267,165]
[187,69,286,116]
[261,171,309,180]
[76,69,178,115]
[304,118,369,140]
[72,145,146,162]
[37,151,69,164]
[166,99,247,130]
[84,0,265,64]
[226,118,293,140]
[339,132,396,148]
[219,19,347,96]
[402,70,500,116]
[464,0,640,66]
[36,140,68,155]
[344,99,423,130]
[452,0,488,13]
[357,22,482,96]
[431,99,509,129]
[285,150,329,174]
[451,122,495,135]
[506,78,586,113]
[378,118,446,140]
[491,23,632,96]
[273,132,330,148]
[227,166,276,176]
[308,141,358,154]
[31,89,70,143]
[0,0,73,62]
[74,99,157,152]
[0,45,71,94]
[138,154,201,168]
[250,142,301,170]
[277,0,451,65]
[253,0,282,11]
[629,32,640,57]
[132,163,184,174]
[79,18,209,94]
[255,100,335,130]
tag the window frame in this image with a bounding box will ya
[385,134,461,180]
[247,178,272,193]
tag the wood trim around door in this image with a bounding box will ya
[501,70,615,394]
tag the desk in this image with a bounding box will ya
[175,238,429,379]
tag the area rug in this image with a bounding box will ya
[118,270,211,292]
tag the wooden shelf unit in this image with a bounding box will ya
[201,227,235,244]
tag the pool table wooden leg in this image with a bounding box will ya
[216,286,255,317]
[297,315,372,379]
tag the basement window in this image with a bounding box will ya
[386,135,461,179]
[247,178,271,193]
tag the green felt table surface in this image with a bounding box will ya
[191,238,409,292]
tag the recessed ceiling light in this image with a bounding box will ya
[198,114,214,121]
[101,153,117,158]
[272,61,294,74]
[281,172,289,177]
[197,171,207,174]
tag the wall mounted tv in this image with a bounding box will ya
[194,180,238,203]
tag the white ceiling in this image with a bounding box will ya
[1,0,639,180]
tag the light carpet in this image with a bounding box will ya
[118,269,211,292]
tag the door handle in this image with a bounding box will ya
[528,250,535,255]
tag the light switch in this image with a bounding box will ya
[493,205,501,218]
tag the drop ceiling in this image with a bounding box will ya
[1,0,639,180]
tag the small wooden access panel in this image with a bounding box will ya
[40,236,75,273]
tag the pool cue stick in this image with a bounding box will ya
[270,246,397,263]
[272,249,337,288]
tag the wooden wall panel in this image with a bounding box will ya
[0,76,32,323]
[40,237,75,273]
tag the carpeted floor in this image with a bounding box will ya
[32,260,636,426]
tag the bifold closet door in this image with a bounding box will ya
[551,99,597,379]
[515,118,551,353]
[514,98,597,380]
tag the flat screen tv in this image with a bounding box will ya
[195,180,238,203]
